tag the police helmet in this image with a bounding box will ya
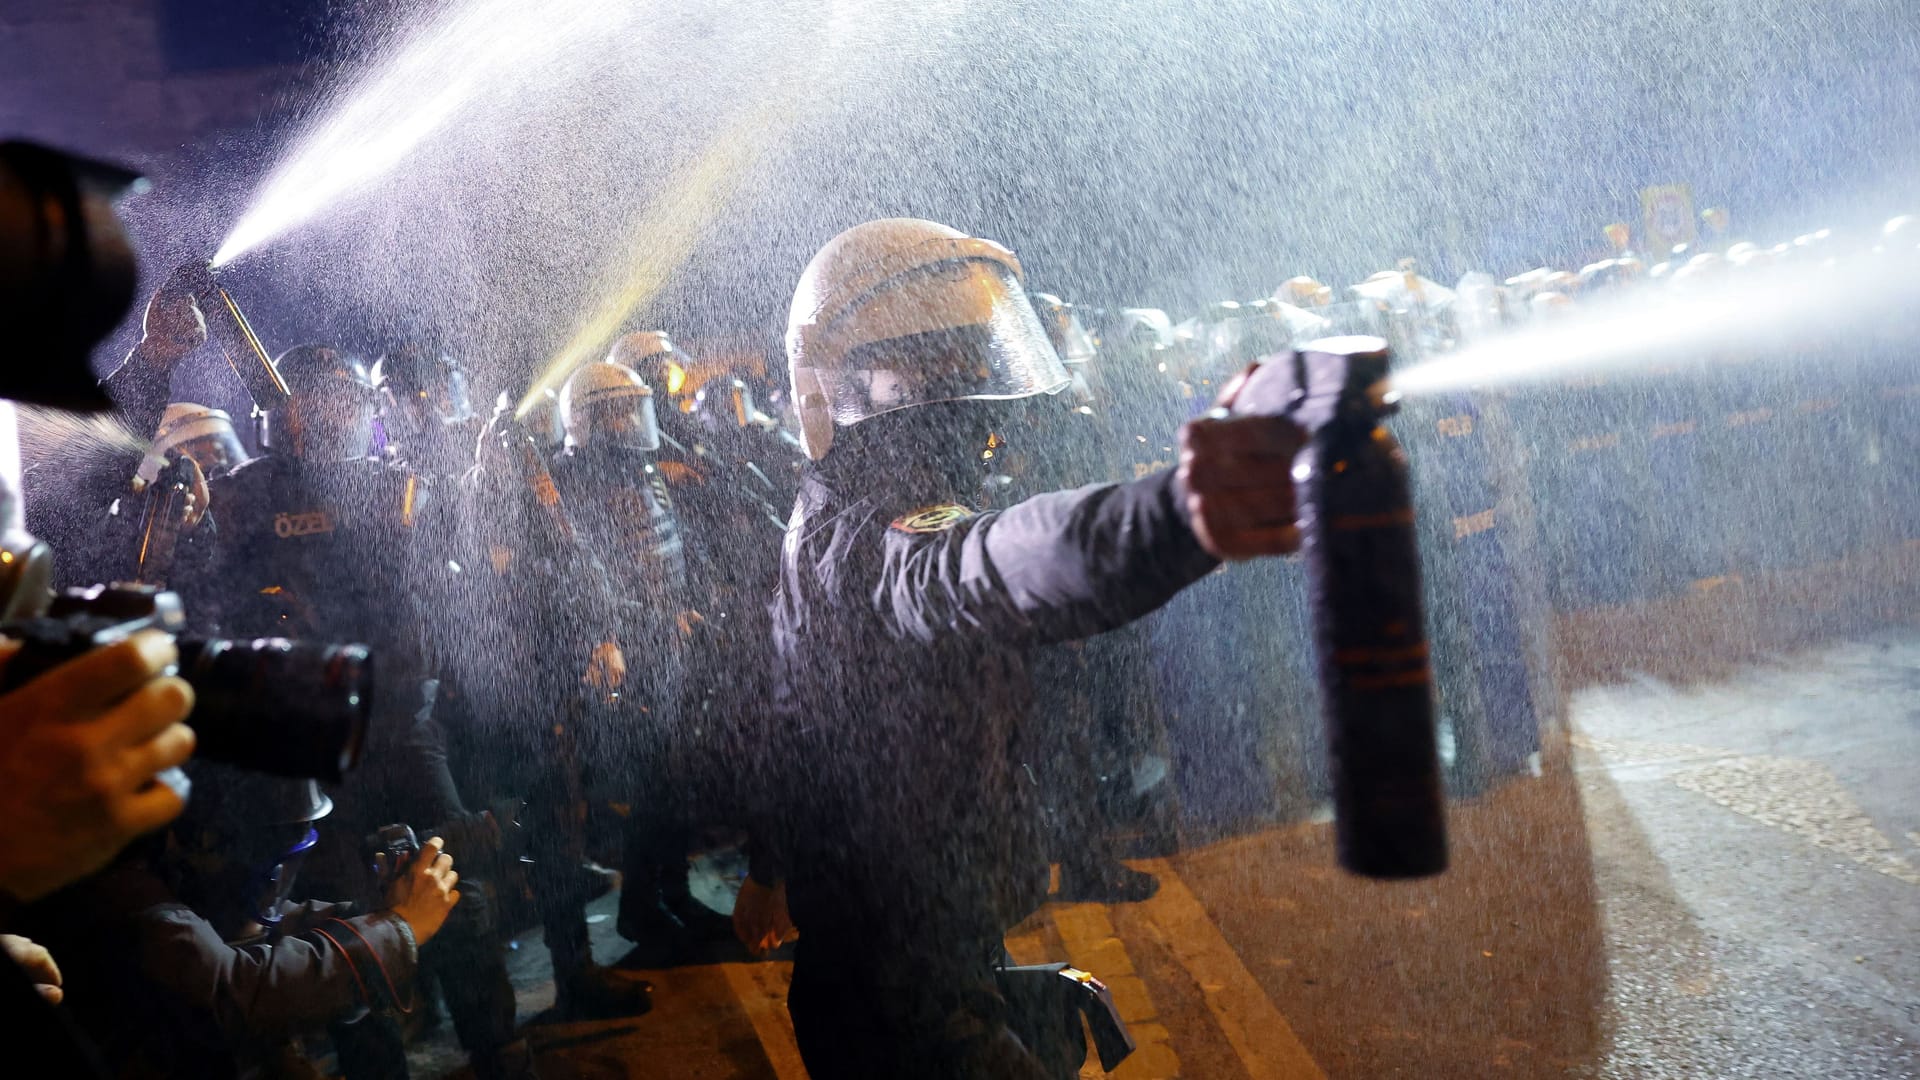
[561,360,661,451]
[376,343,475,424]
[784,218,1069,461]
[136,402,248,487]
[608,331,695,403]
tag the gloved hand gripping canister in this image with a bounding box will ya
[1232,335,1448,879]
[166,261,290,411]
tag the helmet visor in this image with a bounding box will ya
[811,262,1070,427]
[575,390,662,451]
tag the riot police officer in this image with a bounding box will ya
[603,339,797,945]
[23,280,207,589]
[606,330,788,564]
[132,403,249,489]
[547,362,736,956]
[762,217,1310,1079]
[606,331,698,432]
[453,391,656,1021]
[688,371,803,522]
[376,341,484,482]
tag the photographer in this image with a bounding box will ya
[0,140,203,1067]
[19,771,459,1078]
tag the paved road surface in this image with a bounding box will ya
[406,631,1920,1078]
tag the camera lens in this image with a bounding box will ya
[0,141,142,412]
[175,637,372,784]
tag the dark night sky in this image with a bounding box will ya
[26,0,1920,399]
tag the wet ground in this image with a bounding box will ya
[405,629,1920,1078]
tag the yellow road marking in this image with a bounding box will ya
[1005,928,1052,966]
[1050,901,1182,1078]
[1135,858,1327,1080]
[1670,755,1920,885]
[728,859,1326,1079]
[719,962,808,1080]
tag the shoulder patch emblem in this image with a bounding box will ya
[890,504,975,534]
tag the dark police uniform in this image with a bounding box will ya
[767,464,1216,1079]
[549,442,709,944]
[183,453,463,828]
[656,403,794,858]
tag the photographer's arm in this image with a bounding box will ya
[134,900,422,1038]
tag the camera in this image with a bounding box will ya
[0,583,373,783]
[365,823,421,886]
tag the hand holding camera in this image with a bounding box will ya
[0,629,195,901]
[374,832,460,946]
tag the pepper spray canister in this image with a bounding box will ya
[1280,336,1447,878]
[168,261,290,411]
[132,454,195,586]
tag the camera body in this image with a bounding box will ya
[1,580,191,668]
[365,823,421,887]
[0,583,373,782]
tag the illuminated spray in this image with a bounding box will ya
[513,0,976,413]
[208,0,950,420]
[211,0,947,272]
[1393,246,1916,397]
[212,0,651,267]
[16,407,146,472]
[515,95,795,419]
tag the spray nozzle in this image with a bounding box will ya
[1229,335,1395,433]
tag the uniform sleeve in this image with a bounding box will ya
[875,468,1218,646]
[98,352,173,441]
[133,902,420,1040]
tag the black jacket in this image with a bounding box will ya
[178,455,454,679]
[767,464,1215,953]
[22,859,416,1079]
